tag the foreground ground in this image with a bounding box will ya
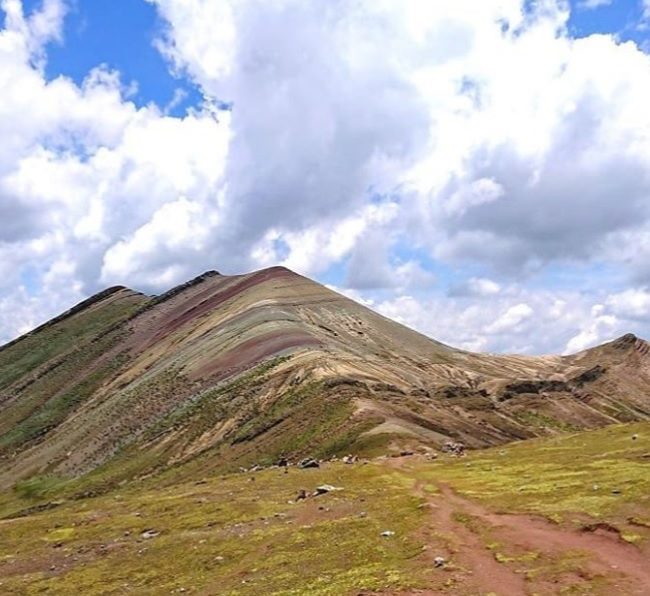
[1,422,649,595]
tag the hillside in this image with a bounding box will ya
[1,421,649,594]
[1,266,650,490]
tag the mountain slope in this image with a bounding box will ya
[1,266,650,488]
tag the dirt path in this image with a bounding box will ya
[385,458,650,595]
[416,478,529,596]
[437,483,650,593]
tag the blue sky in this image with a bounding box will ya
[23,0,202,114]
[2,0,650,355]
[568,0,649,46]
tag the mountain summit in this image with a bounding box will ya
[1,266,649,487]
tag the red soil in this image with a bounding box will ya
[384,458,650,595]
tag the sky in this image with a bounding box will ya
[1,0,650,356]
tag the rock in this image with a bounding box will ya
[342,454,359,464]
[298,458,320,469]
[380,530,395,537]
[141,529,159,539]
[400,450,414,457]
[313,484,341,496]
[442,441,466,456]
[295,489,308,501]
[434,556,446,568]
[632,434,639,440]
[612,488,622,495]
[277,456,289,467]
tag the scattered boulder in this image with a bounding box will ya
[313,484,341,496]
[380,530,395,537]
[342,454,359,464]
[295,489,308,501]
[442,441,466,456]
[277,456,289,467]
[298,458,320,469]
[434,556,446,568]
[141,529,159,540]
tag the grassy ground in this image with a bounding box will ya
[422,421,650,525]
[2,422,650,595]
[0,462,429,595]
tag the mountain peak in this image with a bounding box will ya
[1,267,650,488]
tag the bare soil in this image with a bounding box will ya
[385,458,650,595]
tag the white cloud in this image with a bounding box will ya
[578,0,613,9]
[369,286,633,355]
[2,0,650,354]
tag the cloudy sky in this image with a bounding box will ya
[1,0,650,355]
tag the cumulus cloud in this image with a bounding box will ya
[2,0,650,353]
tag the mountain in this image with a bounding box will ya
[1,265,650,489]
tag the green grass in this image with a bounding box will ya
[0,291,144,392]
[0,292,146,456]
[421,422,650,522]
[0,462,429,595]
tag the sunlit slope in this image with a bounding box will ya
[1,266,650,488]
[1,422,650,595]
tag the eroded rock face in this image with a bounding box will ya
[1,265,650,487]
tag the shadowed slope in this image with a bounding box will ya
[1,266,650,488]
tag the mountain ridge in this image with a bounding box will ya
[1,265,649,489]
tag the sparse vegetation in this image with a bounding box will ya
[2,269,650,593]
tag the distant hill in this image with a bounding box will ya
[1,265,650,488]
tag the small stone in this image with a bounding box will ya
[434,556,446,568]
[612,488,622,495]
[380,530,395,537]
[298,458,320,469]
[313,484,341,496]
[141,529,160,539]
